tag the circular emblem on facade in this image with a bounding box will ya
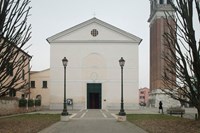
[91,29,98,37]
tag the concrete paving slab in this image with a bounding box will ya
[39,119,147,133]
[38,109,148,133]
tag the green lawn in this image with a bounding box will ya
[0,114,199,133]
[127,114,200,133]
[0,114,60,133]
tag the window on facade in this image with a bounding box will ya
[31,81,35,88]
[140,96,145,99]
[91,29,98,37]
[167,0,171,4]
[140,91,144,94]
[159,0,164,4]
[42,81,48,88]
[22,55,25,61]
[151,2,153,12]
[7,63,13,76]
[21,94,25,99]
[9,88,16,97]
[22,69,25,80]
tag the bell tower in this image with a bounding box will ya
[148,0,174,91]
[148,0,179,107]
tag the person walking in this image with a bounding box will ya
[159,101,163,114]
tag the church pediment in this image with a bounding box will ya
[47,18,142,44]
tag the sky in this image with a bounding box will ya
[28,0,150,88]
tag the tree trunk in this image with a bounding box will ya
[197,108,200,121]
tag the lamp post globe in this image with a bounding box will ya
[62,57,68,67]
[61,57,68,116]
[119,57,126,116]
[119,57,125,67]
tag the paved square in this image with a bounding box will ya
[39,109,147,133]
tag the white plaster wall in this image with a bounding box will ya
[50,42,139,110]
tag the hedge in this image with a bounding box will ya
[19,99,41,107]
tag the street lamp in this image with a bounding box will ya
[61,57,69,116]
[119,57,126,116]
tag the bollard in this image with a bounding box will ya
[180,112,183,118]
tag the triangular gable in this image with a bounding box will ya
[47,17,142,44]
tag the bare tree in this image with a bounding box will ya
[0,0,32,97]
[162,0,200,120]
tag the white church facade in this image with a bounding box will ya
[32,18,142,110]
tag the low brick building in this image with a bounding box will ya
[139,87,149,106]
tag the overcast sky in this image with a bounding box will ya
[28,0,150,88]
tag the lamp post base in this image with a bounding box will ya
[117,115,127,122]
[119,111,126,116]
[61,111,69,116]
[61,108,69,116]
[61,115,69,121]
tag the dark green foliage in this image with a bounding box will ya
[19,99,26,107]
[28,99,34,107]
[35,99,41,106]
[19,99,41,107]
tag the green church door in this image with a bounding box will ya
[87,83,102,109]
